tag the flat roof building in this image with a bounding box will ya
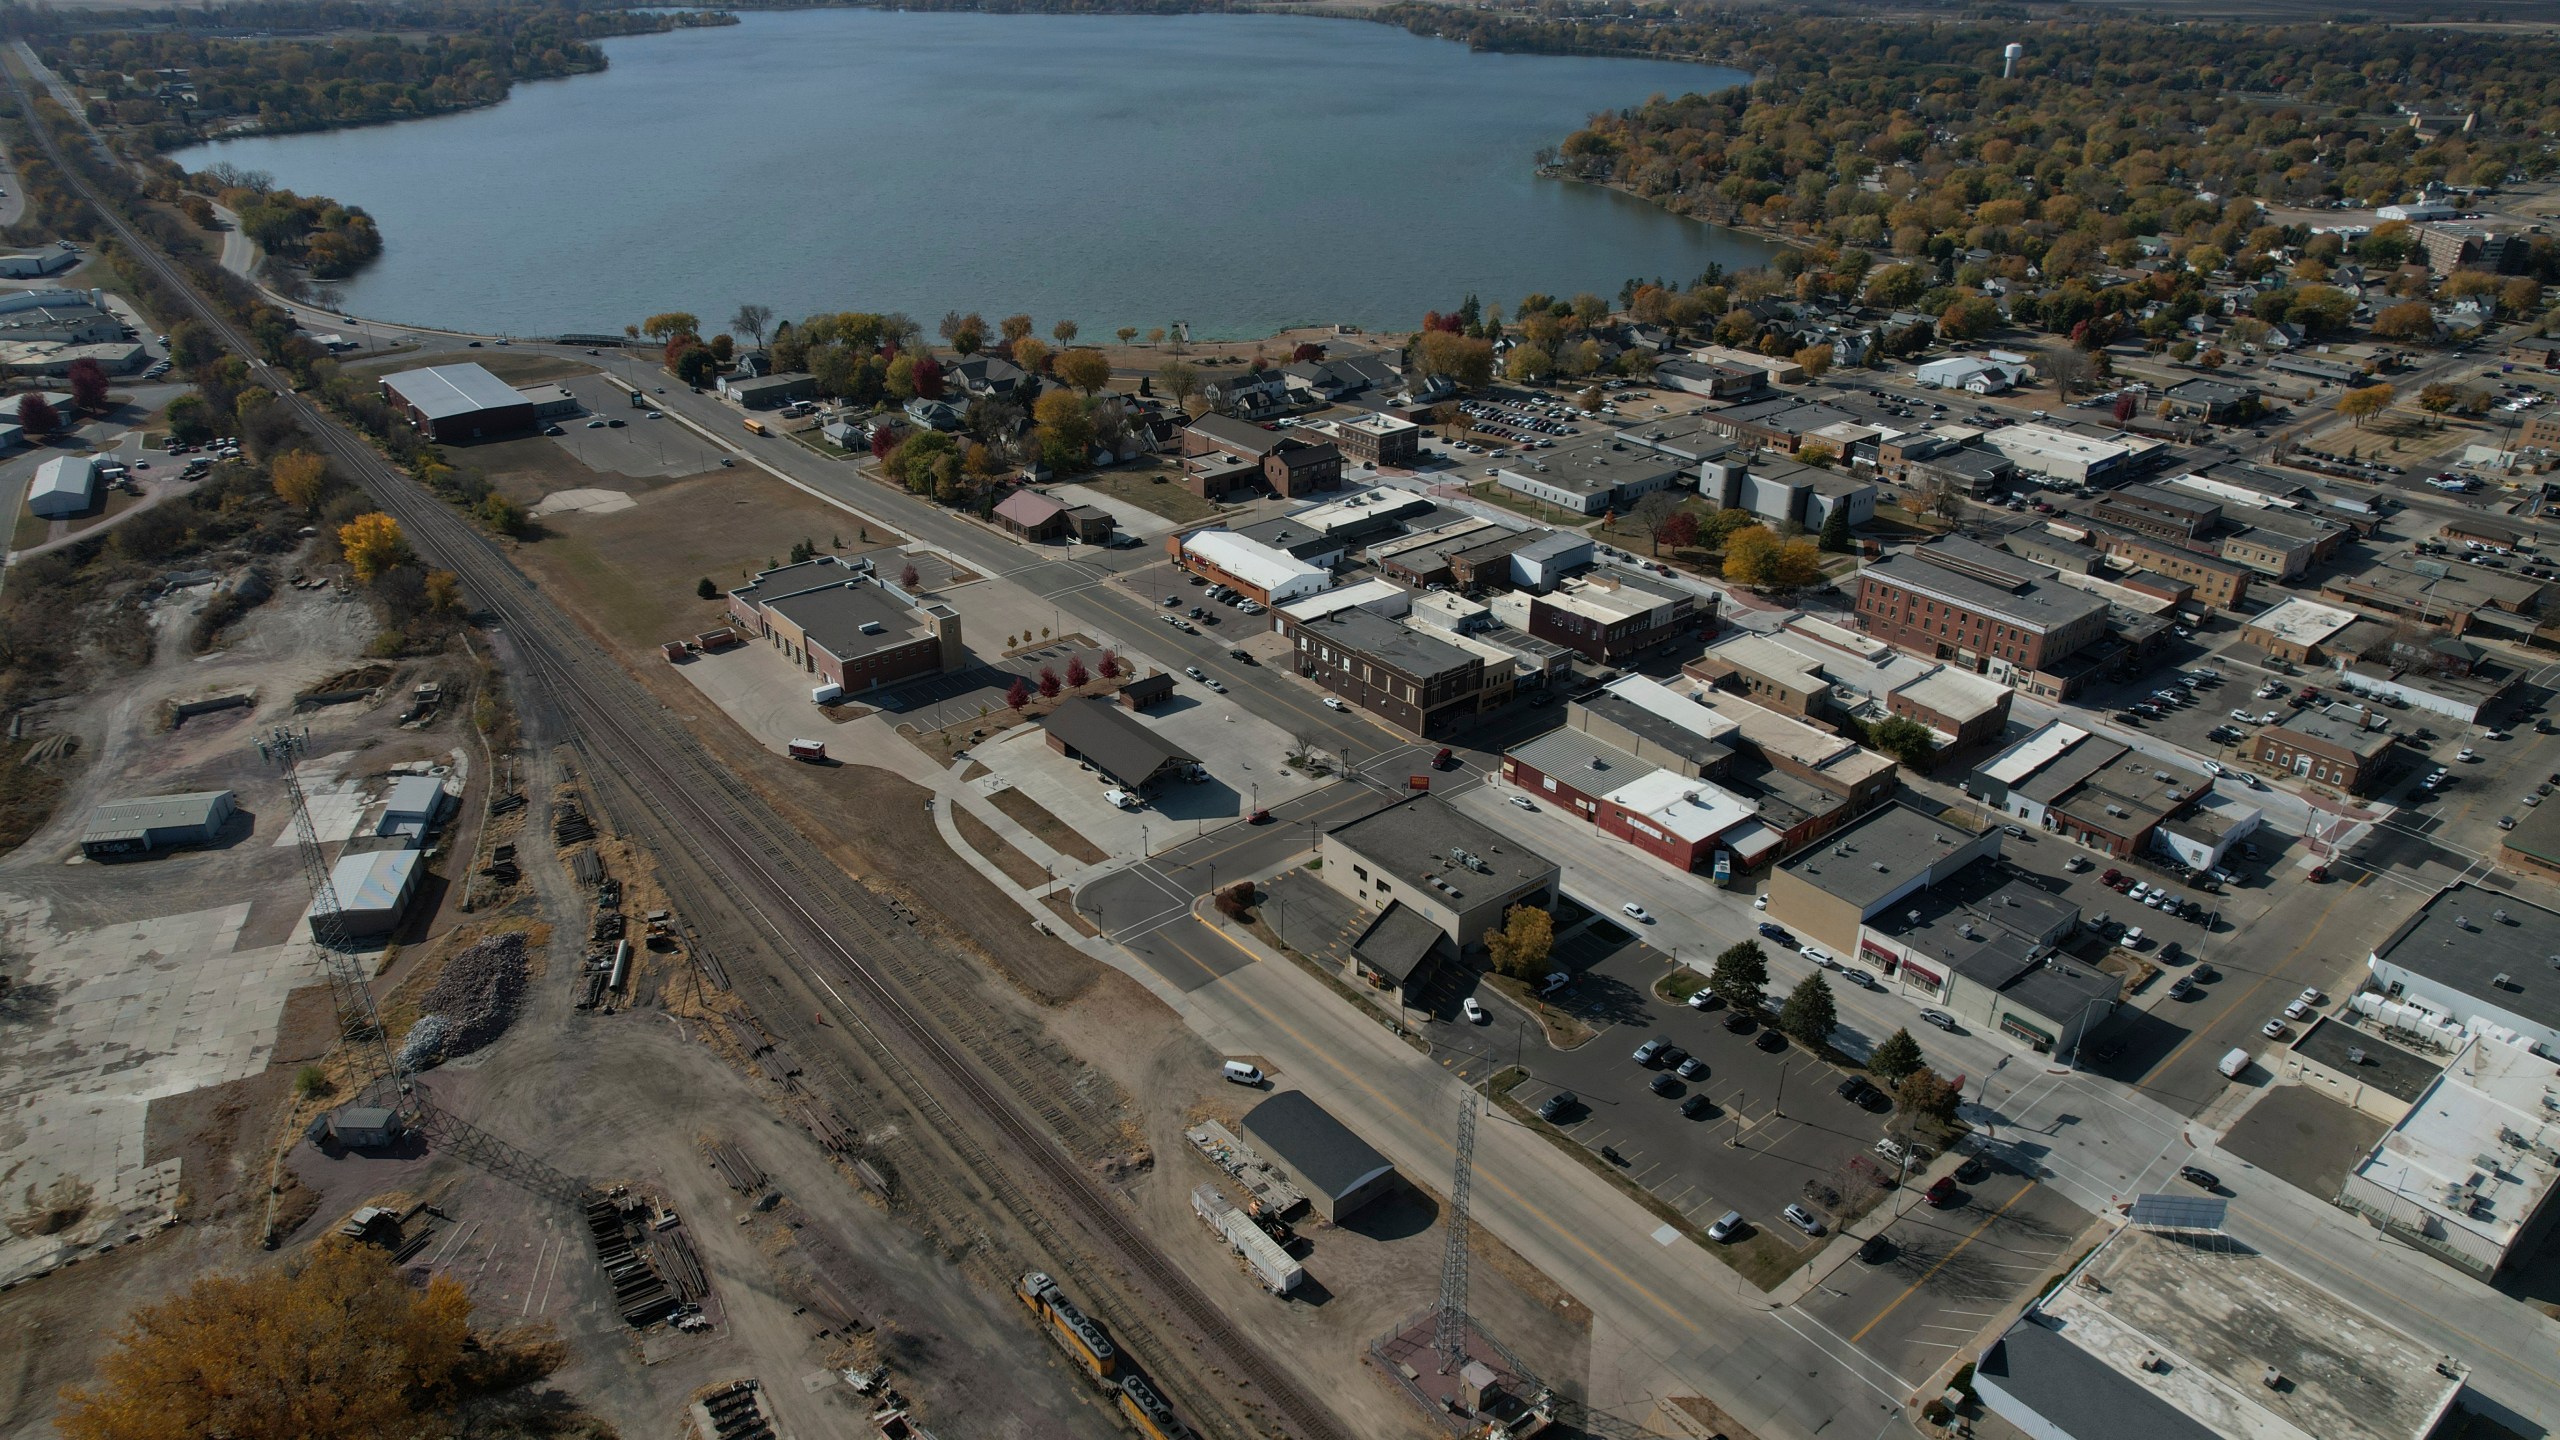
[1977,1225,2467,1440]
[1970,721,2207,860]
[1526,569,1707,663]
[2241,597,2361,664]
[1763,802,2001,960]
[2253,706,2398,795]
[1984,423,2149,485]
[1239,1092,1398,1223]
[79,789,238,858]
[2366,884,2560,1054]
[380,362,537,443]
[2337,1034,2560,1278]
[1495,438,1685,516]
[1319,794,1558,955]
[1854,552,2111,695]
[1294,609,1489,738]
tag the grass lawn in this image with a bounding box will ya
[508,471,898,655]
[1872,503,1951,538]
[1464,479,1593,528]
[1073,466,1223,525]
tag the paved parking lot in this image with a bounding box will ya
[1507,939,1900,1247]
[546,373,729,479]
[2218,1084,2388,1201]
[1795,1161,2091,1390]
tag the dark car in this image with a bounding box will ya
[1649,1073,1679,1097]
[1724,1010,1758,1034]
[1955,1157,1990,1185]
[2169,976,2197,1000]
[1924,1177,1960,1208]
[1857,1235,1895,1265]
[2179,1165,2220,1190]
[1756,922,1793,945]
[1755,1029,1788,1053]
[1680,1093,1713,1119]
[1537,1090,1577,1122]
[2192,963,2220,983]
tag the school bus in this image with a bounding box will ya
[742,417,767,436]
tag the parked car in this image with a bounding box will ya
[1649,1073,1679,1097]
[1924,1177,1960,1209]
[1537,1090,1577,1122]
[1680,1093,1714,1119]
[1621,902,1652,923]
[1756,922,1795,946]
[1631,1037,1666,1066]
[1462,997,1488,1024]
[1755,1029,1788,1053]
[1687,987,1721,1011]
[2179,1165,2219,1189]
[1782,1204,1826,1237]
[1707,1211,1745,1242]
[1919,1009,1958,1032]
[1677,1056,1707,1081]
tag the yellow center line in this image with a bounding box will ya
[1849,1182,2039,1345]
[1163,918,1706,1334]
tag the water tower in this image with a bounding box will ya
[2002,42,2023,78]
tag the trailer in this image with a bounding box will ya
[1191,1184,1303,1295]
[788,738,828,762]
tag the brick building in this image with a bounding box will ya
[1853,552,2110,685]
[1294,609,1490,737]
[1526,570,1709,663]
[2253,708,2398,794]
[727,557,963,694]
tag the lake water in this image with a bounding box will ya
[175,11,1764,339]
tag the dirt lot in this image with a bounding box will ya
[1045,986,1594,1438]
[0,574,498,1428]
[954,805,1046,888]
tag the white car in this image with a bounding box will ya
[1510,795,1536,811]
[1621,902,1652,924]
[2200,758,2225,776]
[1322,697,1348,712]
[1462,997,1489,1024]
[1801,945,1837,970]
[1919,1009,1958,1032]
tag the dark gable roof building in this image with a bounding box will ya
[1239,1092,1398,1222]
[1038,697,1197,791]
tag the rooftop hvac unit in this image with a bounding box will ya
[2493,972,2512,990]
[2494,909,2511,924]
[1959,922,1978,938]
[857,620,885,635]
[2346,1047,2368,1066]
[1872,861,1888,872]
[2154,771,2172,782]
[2455,915,2473,931]
[2262,1369,2285,1392]
[1908,910,1923,924]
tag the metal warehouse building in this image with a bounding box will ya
[313,849,422,937]
[380,362,538,443]
[28,454,98,518]
[79,789,238,858]
[1239,1091,1398,1223]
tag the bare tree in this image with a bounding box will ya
[731,304,774,349]
[1631,491,1683,552]
[2041,346,2096,402]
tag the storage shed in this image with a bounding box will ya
[80,789,237,858]
[28,454,98,518]
[313,848,421,937]
[374,775,448,838]
[1239,1091,1398,1222]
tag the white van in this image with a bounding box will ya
[1221,1061,1264,1086]
[2217,1048,2251,1079]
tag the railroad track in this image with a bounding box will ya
[3,60,1343,1440]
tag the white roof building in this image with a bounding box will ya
[1277,577,1408,627]
[1985,423,2152,484]
[1181,529,1334,604]
[27,453,97,518]
[1603,769,1754,846]
[313,848,421,937]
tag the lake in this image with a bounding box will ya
[176,11,1766,340]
